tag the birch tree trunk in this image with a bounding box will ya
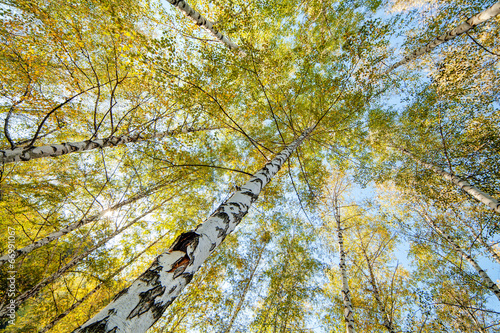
[400,147,500,213]
[465,224,500,265]
[0,183,176,266]
[165,0,243,53]
[361,249,396,333]
[223,238,268,333]
[334,197,355,333]
[386,2,500,72]
[0,205,162,318]
[38,233,167,333]
[0,126,214,165]
[421,211,500,302]
[72,127,313,333]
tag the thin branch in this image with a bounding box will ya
[466,31,500,57]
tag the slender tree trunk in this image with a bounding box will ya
[0,204,162,318]
[361,249,396,333]
[0,126,215,164]
[0,183,177,266]
[73,127,313,333]
[465,224,500,265]
[334,197,355,333]
[386,2,500,72]
[421,211,500,302]
[400,147,500,213]
[223,239,268,333]
[38,233,167,333]
[165,0,243,53]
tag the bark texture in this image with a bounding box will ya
[166,0,243,53]
[387,2,500,72]
[401,148,500,213]
[421,212,500,302]
[73,128,313,333]
[334,198,355,333]
[0,126,211,165]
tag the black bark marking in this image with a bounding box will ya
[112,286,129,301]
[226,203,247,220]
[181,272,193,284]
[209,242,217,252]
[170,231,200,252]
[68,143,80,152]
[139,266,162,285]
[78,315,112,333]
[151,298,174,320]
[260,165,273,181]
[228,201,248,213]
[107,308,117,316]
[239,190,258,202]
[168,285,177,294]
[213,211,231,225]
[127,285,166,319]
[215,226,226,238]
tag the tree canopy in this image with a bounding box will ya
[0,0,499,332]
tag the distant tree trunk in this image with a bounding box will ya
[465,224,500,265]
[38,233,167,333]
[0,204,162,318]
[400,147,500,213]
[223,236,268,333]
[386,2,500,72]
[0,183,177,266]
[420,211,500,302]
[166,0,243,53]
[72,127,313,333]
[334,197,355,333]
[361,248,396,333]
[0,126,216,164]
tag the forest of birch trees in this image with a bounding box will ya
[0,0,499,331]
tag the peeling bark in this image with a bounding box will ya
[0,126,216,165]
[73,127,313,333]
[387,2,500,72]
[166,0,243,54]
[421,212,500,303]
[400,147,500,213]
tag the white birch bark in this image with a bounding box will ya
[0,205,161,318]
[386,2,500,72]
[400,148,500,213]
[165,0,243,53]
[0,126,213,165]
[334,198,355,333]
[72,127,313,333]
[465,224,500,265]
[0,183,174,266]
[421,212,500,302]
